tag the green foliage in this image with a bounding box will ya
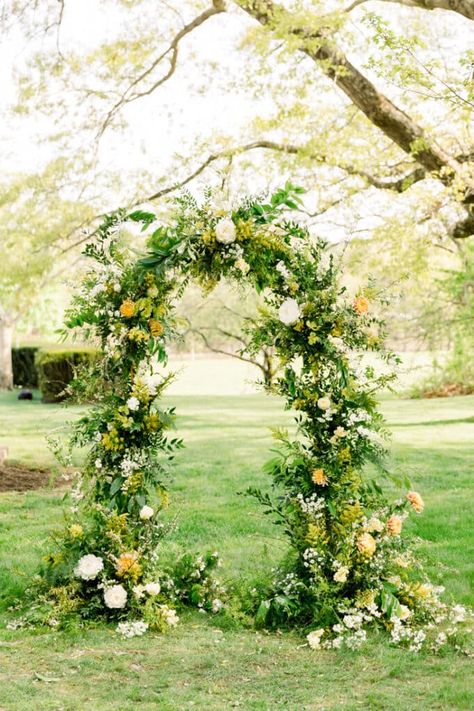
[12,346,39,388]
[35,348,99,403]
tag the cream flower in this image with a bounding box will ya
[398,604,411,620]
[104,584,128,609]
[387,515,403,535]
[235,257,250,275]
[74,554,104,581]
[160,605,179,627]
[357,532,376,557]
[366,517,384,533]
[215,218,236,244]
[317,396,331,411]
[278,298,302,326]
[126,396,140,412]
[333,566,349,583]
[307,628,325,649]
[139,505,154,520]
[144,582,161,596]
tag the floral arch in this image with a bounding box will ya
[37,185,466,649]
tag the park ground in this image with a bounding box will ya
[0,386,473,710]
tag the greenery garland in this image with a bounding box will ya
[36,184,469,649]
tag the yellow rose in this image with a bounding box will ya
[116,552,142,582]
[120,299,136,318]
[353,295,369,314]
[311,468,328,486]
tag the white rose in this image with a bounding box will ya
[104,584,128,609]
[307,628,325,649]
[278,298,301,326]
[126,396,140,411]
[275,261,290,279]
[333,566,349,583]
[367,517,384,533]
[139,505,154,520]
[160,605,179,627]
[144,582,161,596]
[74,554,104,581]
[212,598,223,613]
[317,397,331,411]
[215,218,236,244]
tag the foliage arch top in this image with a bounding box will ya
[38,184,467,649]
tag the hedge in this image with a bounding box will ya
[35,348,99,403]
[12,346,39,388]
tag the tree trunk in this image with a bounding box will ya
[0,321,13,390]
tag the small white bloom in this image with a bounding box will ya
[139,505,154,520]
[278,298,301,326]
[307,628,325,649]
[133,584,146,599]
[126,396,140,412]
[144,582,161,596]
[95,459,103,470]
[317,397,331,411]
[212,598,224,613]
[333,566,349,583]
[276,261,290,279]
[215,218,236,244]
[113,283,121,292]
[160,605,179,627]
[235,257,250,275]
[116,620,148,638]
[104,584,128,609]
[74,554,104,581]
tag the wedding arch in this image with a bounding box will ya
[37,185,466,648]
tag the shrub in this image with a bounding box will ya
[35,348,99,403]
[12,346,39,388]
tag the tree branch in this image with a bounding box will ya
[97,1,225,139]
[345,0,474,21]
[233,1,473,202]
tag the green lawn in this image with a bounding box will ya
[0,390,473,710]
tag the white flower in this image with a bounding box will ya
[235,257,250,275]
[398,605,411,620]
[133,584,146,600]
[95,459,102,470]
[126,396,140,412]
[74,554,104,581]
[307,628,325,649]
[212,598,224,613]
[276,261,290,279]
[116,620,148,638]
[160,605,179,627]
[278,298,301,326]
[317,396,331,411]
[215,218,236,244]
[104,584,128,609]
[333,566,349,583]
[139,505,154,520]
[144,582,161,596]
[113,283,121,292]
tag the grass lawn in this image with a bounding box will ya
[0,390,473,710]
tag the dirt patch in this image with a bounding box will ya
[0,463,72,493]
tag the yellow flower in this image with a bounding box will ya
[355,589,376,608]
[120,299,136,318]
[357,532,376,557]
[353,295,369,314]
[312,468,328,486]
[308,333,318,345]
[366,517,384,533]
[340,502,362,524]
[149,319,163,337]
[116,552,142,582]
[407,490,424,513]
[144,413,161,431]
[387,515,403,536]
[69,524,84,539]
[413,583,433,600]
[128,327,150,343]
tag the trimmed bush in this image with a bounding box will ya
[35,348,99,403]
[12,346,39,388]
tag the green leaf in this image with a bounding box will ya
[255,600,271,628]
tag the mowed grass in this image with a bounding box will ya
[0,390,473,710]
